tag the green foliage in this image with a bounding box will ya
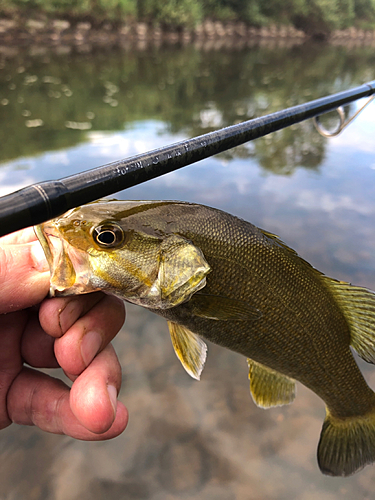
[2,0,375,32]
[0,0,137,20]
[137,0,202,28]
[97,0,137,18]
[355,0,375,16]
[201,0,242,21]
[354,0,375,26]
[198,0,375,32]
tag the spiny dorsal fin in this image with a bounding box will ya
[323,277,375,364]
[247,358,296,408]
[190,294,261,321]
[168,321,207,380]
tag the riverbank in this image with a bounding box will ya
[1,17,375,50]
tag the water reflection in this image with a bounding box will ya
[1,43,374,168]
[1,42,375,499]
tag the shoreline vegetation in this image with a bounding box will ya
[1,0,375,48]
[1,18,375,50]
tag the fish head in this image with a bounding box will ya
[35,200,211,309]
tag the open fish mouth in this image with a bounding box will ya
[34,222,92,296]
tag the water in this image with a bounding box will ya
[1,41,375,499]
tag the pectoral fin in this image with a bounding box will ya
[247,358,296,408]
[168,321,207,380]
[190,294,261,321]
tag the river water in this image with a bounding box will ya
[1,40,375,499]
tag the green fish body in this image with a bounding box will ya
[35,200,375,476]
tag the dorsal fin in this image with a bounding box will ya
[247,358,296,408]
[323,277,375,364]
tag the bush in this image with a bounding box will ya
[138,0,203,28]
[0,0,137,21]
[1,0,375,32]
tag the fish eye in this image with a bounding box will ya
[92,223,125,248]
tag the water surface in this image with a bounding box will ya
[1,41,375,499]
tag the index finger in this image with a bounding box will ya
[0,238,50,314]
[0,227,37,246]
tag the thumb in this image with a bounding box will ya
[0,241,50,314]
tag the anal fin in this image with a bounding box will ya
[247,358,296,408]
[168,321,207,380]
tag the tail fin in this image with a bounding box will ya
[318,409,375,476]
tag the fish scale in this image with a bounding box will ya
[35,200,375,476]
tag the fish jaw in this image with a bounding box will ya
[34,222,98,297]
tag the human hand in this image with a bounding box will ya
[0,227,128,439]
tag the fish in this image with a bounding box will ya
[35,199,375,477]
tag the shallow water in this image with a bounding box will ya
[1,41,375,499]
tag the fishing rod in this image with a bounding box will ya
[313,94,375,137]
[0,80,375,237]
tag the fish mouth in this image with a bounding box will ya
[34,222,92,297]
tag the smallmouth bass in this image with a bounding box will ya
[35,200,375,476]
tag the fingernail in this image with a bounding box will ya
[107,384,118,414]
[80,331,102,367]
[31,241,49,272]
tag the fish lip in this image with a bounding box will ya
[34,222,89,297]
[34,223,53,272]
[34,222,61,283]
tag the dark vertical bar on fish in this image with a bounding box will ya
[0,80,375,237]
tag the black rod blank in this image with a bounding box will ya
[1,80,375,237]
